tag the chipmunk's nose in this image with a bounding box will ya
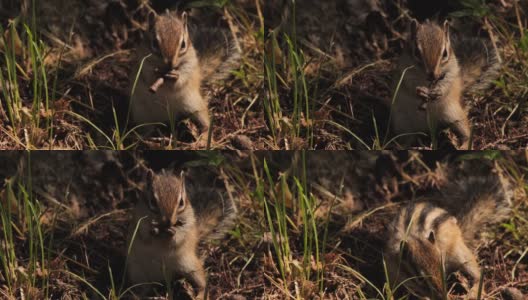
[151,217,171,236]
[427,72,436,81]
[159,217,171,229]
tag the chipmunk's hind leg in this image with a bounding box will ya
[191,109,211,133]
[449,242,481,299]
[177,253,207,300]
[189,108,211,147]
[442,102,471,149]
[451,117,470,149]
[182,92,211,145]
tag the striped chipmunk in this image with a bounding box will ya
[388,19,500,149]
[129,10,240,143]
[384,164,512,299]
[126,169,237,299]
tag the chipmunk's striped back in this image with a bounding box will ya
[386,202,459,297]
[390,202,454,249]
[435,170,512,248]
[385,166,512,299]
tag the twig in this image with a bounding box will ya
[484,17,503,64]
[149,77,165,93]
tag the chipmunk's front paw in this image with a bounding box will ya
[416,86,442,110]
[165,69,180,80]
[417,86,441,100]
[428,88,442,100]
[416,86,431,100]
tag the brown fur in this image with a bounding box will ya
[453,37,501,94]
[126,169,237,299]
[155,13,187,66]
[389,19,499,148]
[191,27,241,83]
[129,10,240,143]
[150,169,187,224]
[390,19,469,148]
[434,163,512,249]
[385,167,511,299]
[415,21,448,79]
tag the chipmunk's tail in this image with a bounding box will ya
[454,37,501,94]
[435,162,512,248]
[192,186,238,242]
[191,26,241,85]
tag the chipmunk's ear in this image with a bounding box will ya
[181,11,188,30]
[179,170,186,192]
[177,170,188,212]
[146,168,155,185]
[179,11,189,53]
[428,231,436,244]
[148,11,159,31]
[443,20,450,43]
[145,169,156,207]
[410,18,419,40]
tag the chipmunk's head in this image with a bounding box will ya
[410,19,456,82]
[392,232,444,298]
[144,169,192,238]
[151,10,191,70]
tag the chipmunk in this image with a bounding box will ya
[126,169,237,299]
[129,10,240,143]
[384,166,512,299]
[388,19,500,149]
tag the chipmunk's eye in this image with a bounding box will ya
[442,48,448,61]
[413,44,421,60]
[178,39,187,57]
[427,231,436,244]
[150,42,160,53]
[148,196,160,213]
[150,38,160,54]
[177,195,185,209]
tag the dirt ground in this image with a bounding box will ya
[0,151,526,299]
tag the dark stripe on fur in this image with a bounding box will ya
[431,212,451,232]
[417,202,435,230]
[404,203,417,228]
